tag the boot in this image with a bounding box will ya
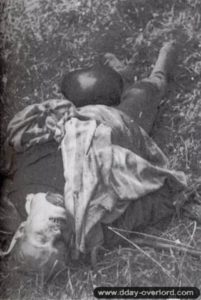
[151,40,179,80]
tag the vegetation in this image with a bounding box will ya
[1,0,201,299]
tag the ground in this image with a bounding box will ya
[1,0,201,299]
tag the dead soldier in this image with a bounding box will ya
[0,41,186,276]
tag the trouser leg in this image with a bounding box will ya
[117,41,178,134]
[118,80,164,134]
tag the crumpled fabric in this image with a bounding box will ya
[6,99,187,253]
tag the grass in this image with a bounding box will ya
[1,0,201,299]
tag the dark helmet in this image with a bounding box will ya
[61,65,123,107]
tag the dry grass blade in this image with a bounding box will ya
[108,226,177,282]
[109,226,201,253]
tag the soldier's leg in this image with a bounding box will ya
[118,41,178,133]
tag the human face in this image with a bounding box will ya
[12,193,72,275]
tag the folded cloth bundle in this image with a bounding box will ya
[3,99,186,258]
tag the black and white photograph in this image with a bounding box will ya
[0,0,201,299]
